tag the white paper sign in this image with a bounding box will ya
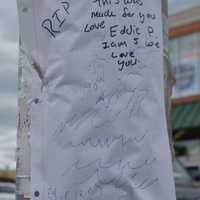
[18,0,176,199]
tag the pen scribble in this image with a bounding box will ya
[68,133,147,148]
[53,86,148,139]
[61,157,158,199]
[62,156,157,186]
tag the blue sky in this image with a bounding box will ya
[0,0,200,170]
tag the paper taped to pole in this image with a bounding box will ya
[17,0,176,199]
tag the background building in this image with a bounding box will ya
[169,2,200,170]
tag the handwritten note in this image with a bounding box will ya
[18,0,176,199]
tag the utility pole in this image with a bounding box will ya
[16,0,171,199]
[162,0,174,156]
[16,0,33,199]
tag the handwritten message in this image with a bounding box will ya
[26,0,176,200]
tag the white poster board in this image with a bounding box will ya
[17,0,176,199]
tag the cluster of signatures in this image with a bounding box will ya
[57,156,158,200]
[47,155,158,200]
[53,86,148,139]
[41,1,163,199]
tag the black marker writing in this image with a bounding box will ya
[42,19,60,38]
[41,1,70,38]
[91,9,116,18]
[84,20,106,32]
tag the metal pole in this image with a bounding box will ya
[16,1,170,199]
[16,41,32,199]
[16,0,32,198]
[162,0,175,157]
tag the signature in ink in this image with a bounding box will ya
[62,156,157,185]
[68,133,146,148]
[54,132,147,150]
[53,86,148,139]
[69,157,156,172]
[61,157,158,197]
[63,174,158,200]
